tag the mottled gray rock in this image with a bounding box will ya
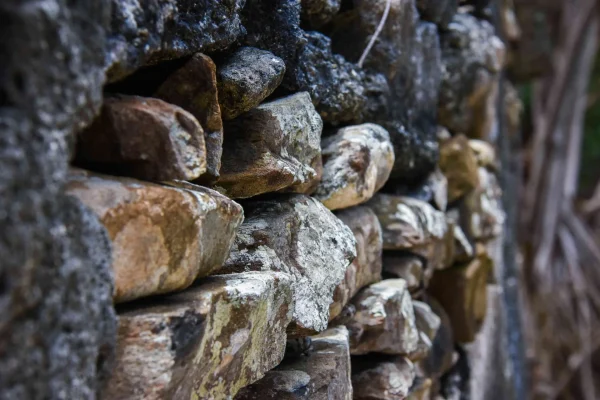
[217,194,356,336]
[352,356,416,400]
[315,124,395,210]
[439,13,505,139]
[67,170,243,303]
[106,0,246,81]
[330,207,383,321]
[235,326,352,400]
[417,0,458,28]
[75,95,206,181]
[217,92,323,198]
[217,47,286,120]
[439,134,480,203]
[301,0,342,28]
[382,254,424,293]
[342,279,419,355]
[103,272,293,400]
[461,168,504,241]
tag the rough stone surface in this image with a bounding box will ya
[469,139,498,170]
[460,167,504,241]
[418,297,455,382]
[382,254,424,293]
[217,194,356,335]
[300,0,342,28]
[416,0,458,28]
[439,134,480,203]
[439,13,505,139]
[155,53,223,183]
[217,92,323,198]
[342,279,419,355]
[217,47,286,120]
[235,326,352,400]
[352,356,416,400]
[103,272,294,400]
[75,95,206,181]
[409,301,442,361]
[315,124,395,210]
[66,170,243,303]
[385,168,448,212]
[330,207,383,321]
[106,0,246,81]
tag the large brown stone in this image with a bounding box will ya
[342,279,419,355]
[217,92,323,199]
[330,207,383,321]
[234,326,352,400]
[439,134,480,203]
[66,170,243,303]
[460,167,504,241]
[315,123,395,210]
[352,356,416,400]
[216,194,356,335]
[75,95,206,181]
[155,53,223,183]
[102,272,293,400]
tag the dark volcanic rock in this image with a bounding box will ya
[106,0,246,82]
[301,0,342,28]
[0,0,116,397]
[416,0,458,28]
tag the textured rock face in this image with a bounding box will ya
[330,207,383,320]
[469,139,497,170]
[106,0,246,81]
[217,47,286,120]
[217,194,356,335]
[315,124,395,210]
[439,134,480,203]
[66,170,243,303]
[416,0,458,28]
[218,92,323,198]
[419,298,456,383]
[385,168,448,212]
[410,301,442,361]
[382,254,424,293]
[439,13,505,139]
[103,272,293,400]
[343,279,419,355]
[352,356,416,400]
[75,95,206,181]
[235,326,352,400]
[301,0,342,28]
[155,53,223,183]
[461,168,504,241]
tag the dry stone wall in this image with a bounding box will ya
[1,0,514,398]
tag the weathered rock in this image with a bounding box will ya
[384,168,448,212]
[235,326,352,400]
[342,279,419,355]
[75,95,206,181]
[408,301,442,361]
[416,0,458,28]
[315,124,395,210]
[453,223,475,264]
[102,272,293,400]
[217,194,356,335]
[439,346,470,400]
[66,170,243,303]
[439,134,480,203]
[330,207,383,320]
[217,47,286,120]
[107,0,246,81]
[352,356,416,400]
[418,297,455,381]
[469,139,497,170]
[439,13,505,139]
[155,53,223,183]
[406,377,433,400]
[367,194,453,269]
[217,92,323,198]
[301,0,342,28]
[460,168,504,240]
[382,254,424,293]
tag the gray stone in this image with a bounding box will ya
[384,168,448,212]
[235,326,352,400]
[216,194,356,336]
[300,0,342,28]
[408,301,442,361]
[315,124,395,210]
[102,272,294,400]
[75,95,207,181]
[106,0,246,81]
[352,356,416,400]
[217,92,323,199]
[417,0,458,28]
[382,254,424,293]
[217,47,286,120]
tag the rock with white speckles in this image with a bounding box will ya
[216,194,356,336]
[315,124,394,210]
[352,355,416,400]
[101,272,293,400]
[66,170,243,303]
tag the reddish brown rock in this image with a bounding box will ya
[66,170,243,303]
[155,53,223,183]
[439,134,480,203]
[382,254,424,293]
[102,272,293,400]
[330,207,383,320]
[352,356,416,400]
[75,95,206,181]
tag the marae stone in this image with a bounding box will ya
[417,0,458,28]
[66,170,243,303]
[234,326,352,400]
[216,194,356,336]
[155,53,223,183]
[352,356,416,400]
[382,254,424,294]
[330,207,383,321]
[75,95,206,181]
[217,47,286,120]
[439,134,480,203]
[217,92,323,199]
[102,272,293,400]
[301,0,342,28]
[315,123,395,210]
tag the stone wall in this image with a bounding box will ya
[1,0,513,399]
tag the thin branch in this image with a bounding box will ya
[357,0,391,68]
